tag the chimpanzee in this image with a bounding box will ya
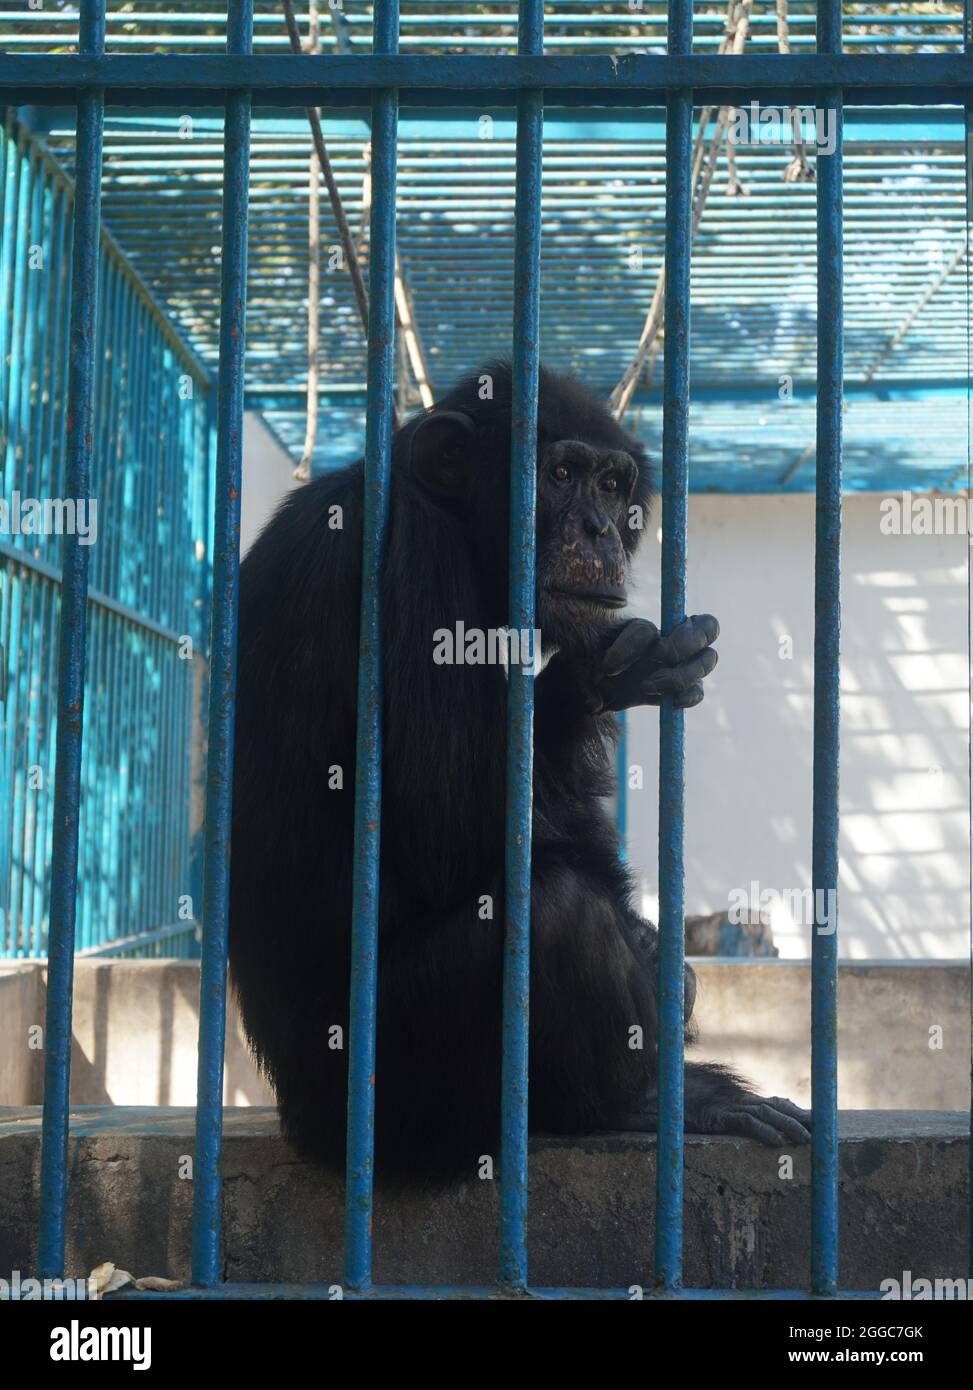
[228,361,810,1182]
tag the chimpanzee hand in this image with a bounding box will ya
[589,614,719,713]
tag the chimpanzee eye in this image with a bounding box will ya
[602,475,619,493]
[552,464,570,483]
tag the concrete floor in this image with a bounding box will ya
[0,1106,966,1292]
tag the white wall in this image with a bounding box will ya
[624,493,971,960]
[240,413,301,556]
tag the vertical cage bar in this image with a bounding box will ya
[966,0,973,1285]
[615,711,628,852]
[498,0,543,1294]
[343,0,400,1294]
[189,383,216,953]
[811,0,844,1299]
[36,0,106,1281]
[654,0,693,1292]
[190,0,253,1289]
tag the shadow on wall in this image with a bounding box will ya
[625,491,971,960]
[53,960,274,1108]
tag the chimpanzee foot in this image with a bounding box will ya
[618,1068,812,1147]
[691,1094,812,1146]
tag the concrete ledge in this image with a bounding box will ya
[0,966,42,1105]
[0,960,275,1108]
[0,1107,966,1290]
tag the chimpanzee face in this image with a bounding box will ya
[535,438,640,631]
[404,379,651,646]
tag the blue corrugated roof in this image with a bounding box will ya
[8,2,969,490]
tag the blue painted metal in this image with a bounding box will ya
[243,379,973,414]
[0,113,209,962]
[0,1,963,52]
[615,711,628,852]
[343,0,400,1296]
[35,0,106,1282]
[190,0,253,1290]
[188,387,218,959]
[78,921,201,957]
[41,97,959,487]
[965,0,972,1290]
[0,2,963,56]
[810,0,845,1302]
[654,0,692,1294]
[498,0,543,1296]
[23,103,966,145]
[108,1282,885,1302]
[0,542,188,648]
[0,53,972,105]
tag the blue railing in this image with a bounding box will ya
[1,0,969,1298]
[0,112,212,962]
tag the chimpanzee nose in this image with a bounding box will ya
[583,511,611,539]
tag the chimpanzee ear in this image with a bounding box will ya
[409,410,476,498]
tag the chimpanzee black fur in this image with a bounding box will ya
[228,362,810,1182]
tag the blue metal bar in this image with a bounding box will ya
[78,921,198,958]
[615,711,628,853]
[343,0,400,1295]
[108,1283,885,1302]
[654,0,693,1294]
[20,102,969,144]
[963,0,971,1290]
[190,0,253,1289]
[818,0,844,59]
[244,378,973,415]
[810,0,844,1299]
[0,53,970,104]
[4,133,31,509]
[0,7,961,37]
[188,385,218,952]
[35,0,105,1282]
[498,0,543,1295]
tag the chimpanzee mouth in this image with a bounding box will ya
[545,587,627,610]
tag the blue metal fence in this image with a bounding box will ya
[0,111,212,962]
[0,2,965,55]
[0,0,969,1298]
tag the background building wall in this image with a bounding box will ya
[625,492,970,959]
[241,413,301,556]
